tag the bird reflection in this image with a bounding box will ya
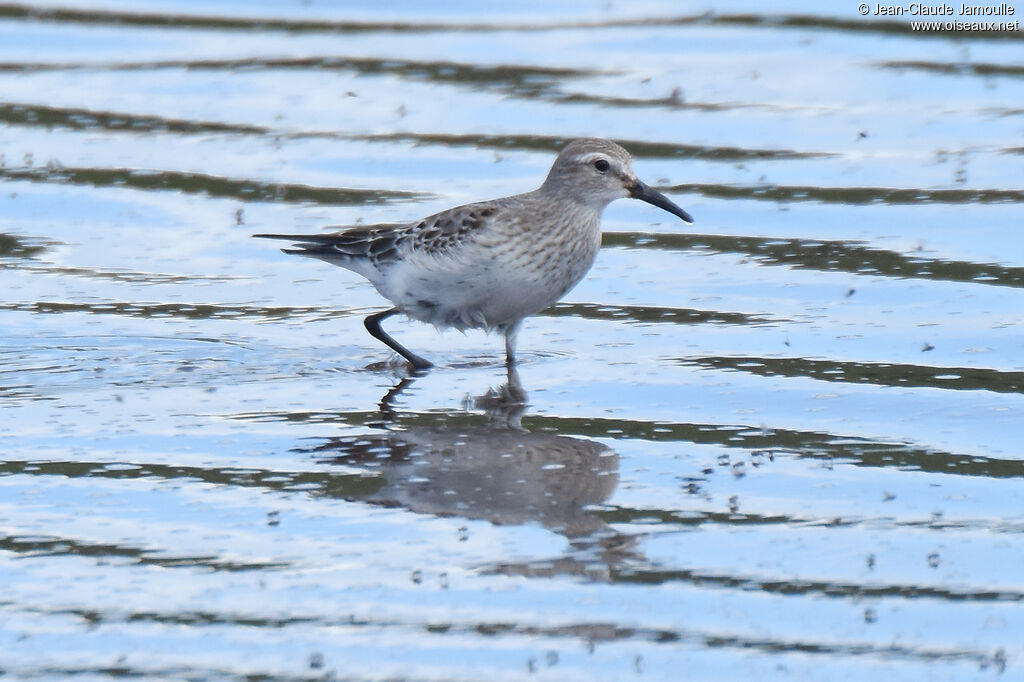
[306,365,640,580]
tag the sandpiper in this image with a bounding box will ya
[255,138,693,370]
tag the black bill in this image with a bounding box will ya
[628,180,693,224]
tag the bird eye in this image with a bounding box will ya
[593,159,610,172]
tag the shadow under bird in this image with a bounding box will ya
[255,138,693,370]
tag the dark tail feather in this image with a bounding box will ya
[252,233,341,244]
[252,233,339,260]
[254,225,402,262]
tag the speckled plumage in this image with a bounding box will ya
[256,138,693,370]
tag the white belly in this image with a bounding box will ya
[373,231,600,331]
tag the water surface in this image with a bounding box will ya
[1,2,1022,680]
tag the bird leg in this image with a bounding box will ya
[503,321,522,368]
[364,308,433,371]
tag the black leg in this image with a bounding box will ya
[364,308,433,370]
[503,321,522,368]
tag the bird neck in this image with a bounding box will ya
[536,181,611,216]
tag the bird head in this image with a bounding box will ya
[542,138,693,224]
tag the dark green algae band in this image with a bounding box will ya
[605,232,1024,289]
[0,103,825,161]
[2,3,1021,41]
[0,165,425,205]
[681,355,1024,395]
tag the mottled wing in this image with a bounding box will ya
[406,203,499,255]
[253,202,502,265]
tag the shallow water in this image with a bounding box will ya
[1,2,1022,680]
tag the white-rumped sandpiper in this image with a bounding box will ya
[256,138,693,370]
